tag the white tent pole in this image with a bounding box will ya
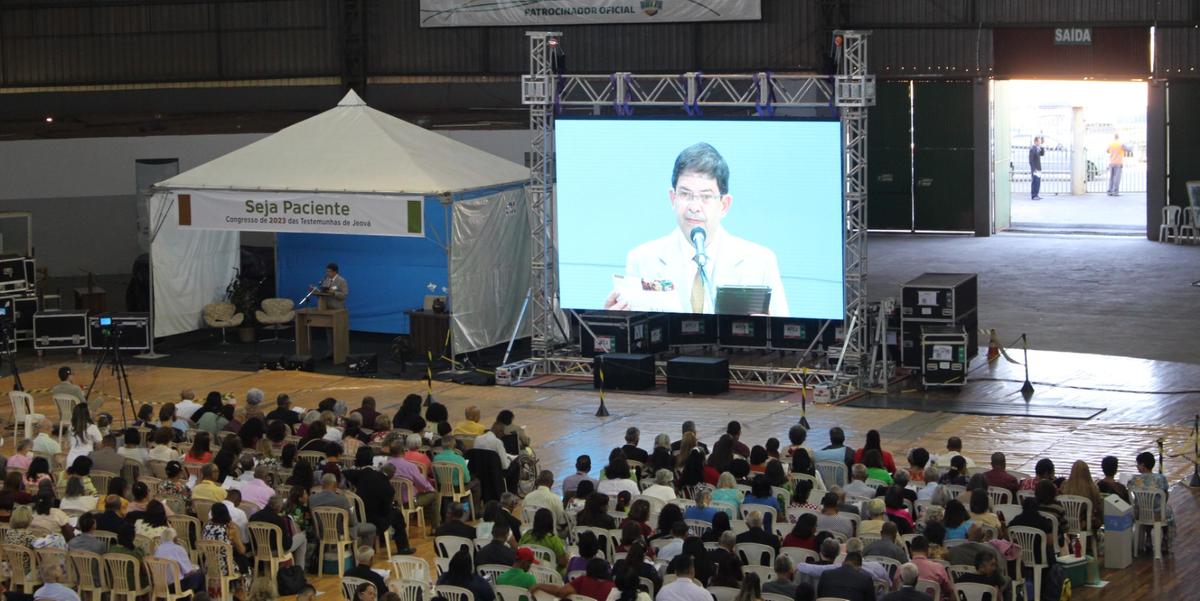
[136,191,171,359]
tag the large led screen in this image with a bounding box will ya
[557,118,844,319]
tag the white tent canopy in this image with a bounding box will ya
[149,90,531,352]
[156,89,529,194]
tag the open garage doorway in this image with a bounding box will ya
[994,79,1147,235]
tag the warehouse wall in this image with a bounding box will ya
[0,129,527,275]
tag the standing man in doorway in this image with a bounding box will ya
[1028,136,1044,201]
[1107,133,1127,197]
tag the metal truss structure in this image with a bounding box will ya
[506,30,876,398]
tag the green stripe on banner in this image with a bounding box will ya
[407,200,422,234]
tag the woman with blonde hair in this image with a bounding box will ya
[711,472,743,514]
[675,431,698,468]
[1060,459,1104,532]
[734,572,762,601]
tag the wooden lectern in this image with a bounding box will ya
[295,292,349,364]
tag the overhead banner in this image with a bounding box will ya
[172,190,424,237]
[419,0,761,27]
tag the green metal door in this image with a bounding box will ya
[868,81,913,230]
[913,81,975,231]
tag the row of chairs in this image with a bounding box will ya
[1159,205,1200,243]
[0,540,239,601]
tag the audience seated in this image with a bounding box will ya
[2,380,1176,601]
[864,521,909,563]
[983,452,1019,494]
[853,430,896,474]
[931,436,975,469]
[477,519,516,566]
[563,455,596,499]
[735,511,780,551]
[1097,455,1131,503]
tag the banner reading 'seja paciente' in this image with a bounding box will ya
[419,0,761,28]
[174,190,424,237]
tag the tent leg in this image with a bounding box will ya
[502,288,533,366]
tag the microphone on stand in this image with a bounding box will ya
[690,226,708,268]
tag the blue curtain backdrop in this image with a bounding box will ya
[276,197,450,334]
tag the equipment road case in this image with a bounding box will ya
[33,310,89,354]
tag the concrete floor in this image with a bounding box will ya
[1010,190,1146,231]
[867,232,1200,364]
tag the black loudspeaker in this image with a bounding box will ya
[284,355,314,372]
[666,356,730,395]
[347,354,378,375]
[592,353,656,391]
[259,356,286,370]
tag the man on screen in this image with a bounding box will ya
[604,142,789,316]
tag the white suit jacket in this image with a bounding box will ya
[621,229,789,316]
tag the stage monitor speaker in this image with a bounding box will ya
[284,354,314,372]
[259,356,286,370]
[347,353,378,375]
[666,356,729,395]
[592,353,655,390]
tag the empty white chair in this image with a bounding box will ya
[9,391,43,440]
[1159,205,1182,242]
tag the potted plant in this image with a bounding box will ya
[225,270,264,344]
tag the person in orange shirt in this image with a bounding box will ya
[1107,133,1128,196]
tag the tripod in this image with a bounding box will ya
[85,324,136,428]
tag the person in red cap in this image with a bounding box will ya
[496,547,540,590]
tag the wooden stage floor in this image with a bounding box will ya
[1,346,1197,601]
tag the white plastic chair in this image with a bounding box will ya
[525,543,556,566]
[781,547,821,565]
[476,564,509,582]
[1180,206,1200,243]
[993,503,1021,524]
[341,576,374,601]
[1008,526,1048,601]
[1159,205,1182,242]
[1056,494,1095,557]
[864,554,901,583]
[736,542,775,567]
[955,582,1000,601]
[494,585,531,601]
[52,393,81,444]
[531,564,562,585]
[9,391,43,440]
[395,579,428,601]
[390,556,432,587]
[986,486,1012,507]
[815,461,847,488]
[709,586,739,601]
[742,564,775,581]
[435,585,475,601]
[1130,488,1167,559]
[915,578,940,601]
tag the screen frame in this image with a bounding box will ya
[552,114,848,321]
